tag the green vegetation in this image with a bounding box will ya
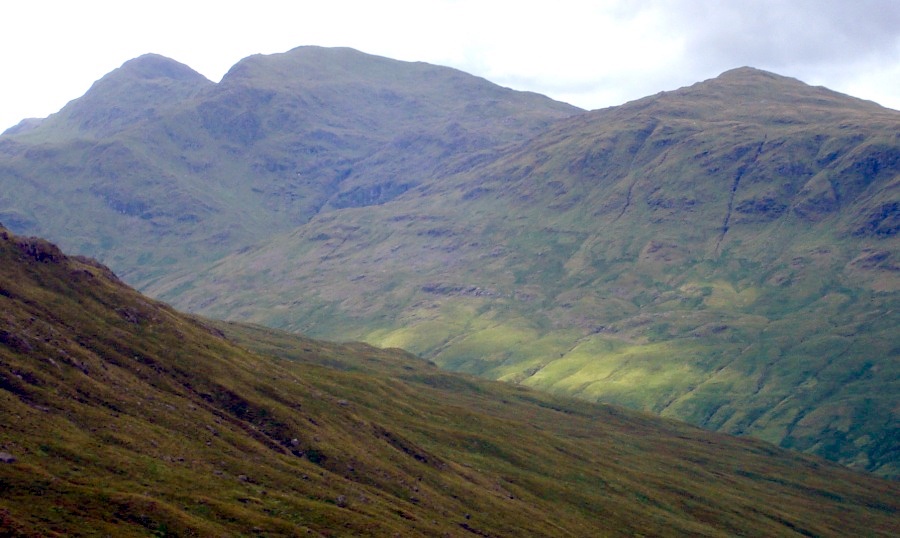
[0,47,579,286]
[2,227,899,536]
[150,68,899,477]
[1,50,897,479]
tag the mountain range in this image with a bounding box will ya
[2,225,899,535]
[0,46,897,479]
[0,47,578,285]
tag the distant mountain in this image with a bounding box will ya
[46,53,214,138]
[0,50,897,479]
[0,46,580,285]
[152,67,900,478]
[1,226,898,536]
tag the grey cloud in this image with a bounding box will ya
[661,0,900,71]
[557,0,900,110]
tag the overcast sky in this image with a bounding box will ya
[2,0,899,131]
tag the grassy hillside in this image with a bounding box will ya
[1,48,896,479]
[2,230,899,536]
[153,68,900,478]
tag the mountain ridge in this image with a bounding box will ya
[142,59,900,477]
[1,48,897,478]
[0,47,580,286]
[33,54,212,139]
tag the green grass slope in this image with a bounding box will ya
[2,230,899,536]
[155,68,900,478]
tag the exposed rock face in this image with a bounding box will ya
[733,196,787,221]
[854,202,899,237]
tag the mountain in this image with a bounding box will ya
[149,68,900,478]
[0,46,580,285]
[1,226,898,536]
[0,50,897,479]
[42,53,214,138]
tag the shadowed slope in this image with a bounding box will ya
[2,228,899,536]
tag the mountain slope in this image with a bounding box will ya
[1,226,899,536]
[1,50,896,478]
[154,68,900,477]
[0,47,580,286]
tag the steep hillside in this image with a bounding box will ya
[1,48,896,480]
[1,227,899,536]
[0,47,580,285]
[155,68,900,477]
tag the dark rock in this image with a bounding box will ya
[0,331,31,353]
[14,238,63,263]
[734,196,787,219]
[853,202,899,237]
[793,183,839,221]
[462,186,493,201]
[118,308,142,324]
[331,181,414,209]
[849,250,896,271]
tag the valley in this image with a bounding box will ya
[1,225,898,535]
[1,48,897,480]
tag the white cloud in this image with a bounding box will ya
[1,0,898,131]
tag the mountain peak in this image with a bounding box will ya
[115,53,210,84]
[695,66,887,111]
[717,66,786,79]
[611,65,891,123]
[37,54,213,136]
[704,66,818,95]
[220,45,440,88]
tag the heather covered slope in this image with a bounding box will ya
[2,229,899,536]
[1,49,897,479]
[156,68,900,477]
[0,47,580,286]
